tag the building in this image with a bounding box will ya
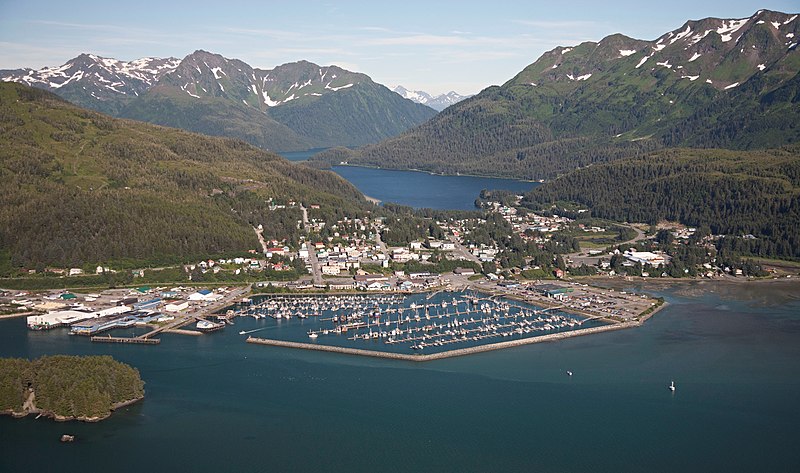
[453,267,476,276]
[165,301,189,312]
[623,250,668,266]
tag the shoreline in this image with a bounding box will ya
[0,395,144,423]
[332,163,542,184]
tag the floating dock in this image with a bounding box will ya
[246,322,637,362]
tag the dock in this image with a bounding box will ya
[163,328,203,336]
[91,335,160,344]
[246,322,636,362]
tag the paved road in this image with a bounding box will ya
[566,223,648,268]
[300,205,323,286]
[447,233,481,264]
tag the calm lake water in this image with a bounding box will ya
[332,166,538,210]
[276,149,537,210]
[2,281,799,472]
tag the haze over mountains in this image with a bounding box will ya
[391,86,472,111]
[1,51,436,152]
[314,9,800,180]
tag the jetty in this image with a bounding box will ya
[247,322,635,361]
[91,335,160,345]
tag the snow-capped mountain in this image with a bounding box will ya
[392,85,471,111]
[315,9,800,179]
[1,54,180,114]
[1,50,437,151]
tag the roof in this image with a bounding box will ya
[59,293,77,300]
[198,289,212,295]
[135,286,151,293]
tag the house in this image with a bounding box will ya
[554,268,565,279]
[68,268,83,276]
[322,265,341,276]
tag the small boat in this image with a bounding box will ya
[669,380,676,392]
[566,370,573,376]
[238,330,246,335]
[308,331,318,339]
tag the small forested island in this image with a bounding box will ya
[0,355,144,422]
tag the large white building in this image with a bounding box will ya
[624,250,668,266]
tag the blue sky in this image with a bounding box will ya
[1,0,797,94]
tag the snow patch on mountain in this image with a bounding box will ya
[717,18,749,42]
[619,49,637,57]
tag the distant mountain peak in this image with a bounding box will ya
[392,85,471,111]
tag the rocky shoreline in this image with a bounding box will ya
[1,395,143,423]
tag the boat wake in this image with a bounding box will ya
[238,327,272,335]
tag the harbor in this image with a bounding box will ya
[229,287,661,357]
[7,280,663,358]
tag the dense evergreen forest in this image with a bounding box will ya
[0,355,144,421]
[522,147,800,259]
[0,83,369,271]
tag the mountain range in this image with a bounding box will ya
[1,51,437,152]
[312,9,800,180]
[392,86,471,111]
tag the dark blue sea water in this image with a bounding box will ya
[331,166,538,210]
[2,281,799,472]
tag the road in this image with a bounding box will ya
[566,223,648,268]
[447,233,481,264]
[300,205,323,286]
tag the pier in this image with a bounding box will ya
[164,328,203,336]
[247,322,637,362]
[91,335,160,344]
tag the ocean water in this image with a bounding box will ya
[1,281,799,472]
[331,165,538,210]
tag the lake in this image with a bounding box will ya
[2,280,799,472]
[277,149,538,210]
[332,165,538,210]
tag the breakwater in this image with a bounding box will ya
[246,322,637,362]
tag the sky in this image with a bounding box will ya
[1,1,797,95]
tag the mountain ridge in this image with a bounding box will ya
[392,85,472,111]
[311,9,800,179]
[1,51,437,151]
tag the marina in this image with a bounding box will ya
[230,291,615,356]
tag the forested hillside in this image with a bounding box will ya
[0,355,144,421]
[0,83,368,270]
[522,147,800,259]
[311,10,800,179]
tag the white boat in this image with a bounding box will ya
[567,370,573,376]
[239,330,246,335]
[308,331,318,339]
[669,380,676,392]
